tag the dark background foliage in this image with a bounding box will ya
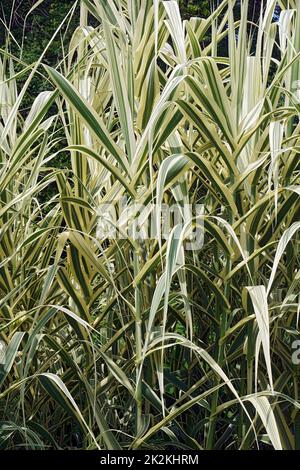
[0,0,79,111]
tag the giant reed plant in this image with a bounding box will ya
[0,0,300,450]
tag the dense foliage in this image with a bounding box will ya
[0,0,299,450]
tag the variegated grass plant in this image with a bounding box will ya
[0,0,300,450]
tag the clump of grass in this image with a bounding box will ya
[0,0,299,450]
